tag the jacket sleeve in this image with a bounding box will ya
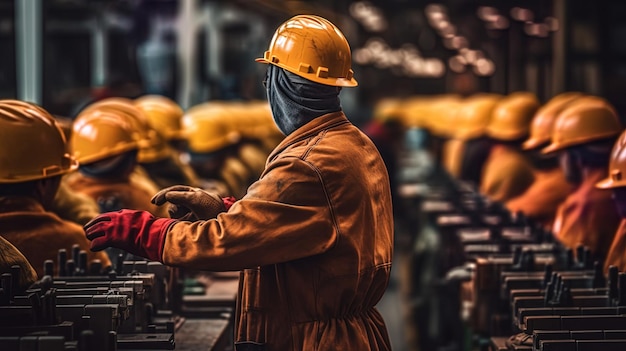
[161,156,338,271]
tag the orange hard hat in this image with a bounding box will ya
[256,15,357,87]
[0,100,78,183]
[542,96,623,154]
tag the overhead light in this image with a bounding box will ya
[349,1,388,32]
[511,7,534,22]
[477,6,498,22]
[448,55,467,73]
[473,58,495,76]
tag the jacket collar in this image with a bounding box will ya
[268,111,350,161]
[0,196,46,214]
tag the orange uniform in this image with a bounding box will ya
[506,168,573,228]
[552,169,620,258]
[0,196,111,277]
[480,144,536,202]
[66,172,168,218]
[604,219,626,272]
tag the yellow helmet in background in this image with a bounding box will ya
[425,95,463,138]
[401,96,430,128]
[134,95,186,141]
[596,129,626,189]
[454,94,502,140]
[80,97,170,163]
[522,92,583,150]
[71,109,148,165]
[486,92,540,141]
[0,100,78,183]
[542,96,622,154]
[256,15,357,87]
[183,103,241,154]
[373,98,404,123]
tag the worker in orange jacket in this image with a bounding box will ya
[505,92,582,228]
[543,96,622,259]
[0,100,111,277]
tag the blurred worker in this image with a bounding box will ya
[67,107,168,218]
[421,95,462,172]
[1,101,102,226]
[85,14,393,351]
[505,93,582,227]
[480,92,539,202]
[71,98,169,213]
[543,97,622,259]
[0,100,111,277]
[363,98,406,220]
[597,129,626,271]
[134,95,200,188]
[0,236,37,293]
[51,180,101,225]
[452,94,502,187]
[183,102,251,198]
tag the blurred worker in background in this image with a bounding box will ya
[134,94,200,188]
[506,93,581,228]
[480,92,539,202]
[543,96,622,260]
[451,93,501,187]
[0,100,111,277]
[84,14,394,351]
[596,128,626,271]
[67,102,168,218]
[183,102,255,198]
[363,98,406,222]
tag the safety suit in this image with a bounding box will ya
[480,144,536,202]
[0,197,111,277]
[552,169,620,258]
[66,170,168,218]
[603,220,626,272]
[506,168,573,228]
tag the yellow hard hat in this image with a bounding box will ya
[522,92,583,150]
[401,96,430,128]
[80,98,170,163]
[486,92,540,141]
[596,129,626,189]
[134,95,186,141]
[71,110,148,165]
[0,100,78,183]
[183,103,241,154]
[454,94,502,140]
[256,15,357,87]
[542,96,622,154]
[425,95,463,138]
[373,98,404,123]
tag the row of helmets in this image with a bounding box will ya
[183,100,283,154]
[374,92,623,151]
[70,97,283,167]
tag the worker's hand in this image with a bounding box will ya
[151,185,235,221]
[84,210,176,262]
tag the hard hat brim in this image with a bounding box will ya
[522,137,548,151]
[594,177,626,189]
[255,58,358,87]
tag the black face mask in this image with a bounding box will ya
[79,150,138,179]
[265,65,342,135]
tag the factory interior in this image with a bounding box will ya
[3,0,626,350]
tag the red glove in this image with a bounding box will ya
[223,196,236,211]
[84,210,177,262]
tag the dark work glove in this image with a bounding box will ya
[84,210,176,262]
[151,185,235,221]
